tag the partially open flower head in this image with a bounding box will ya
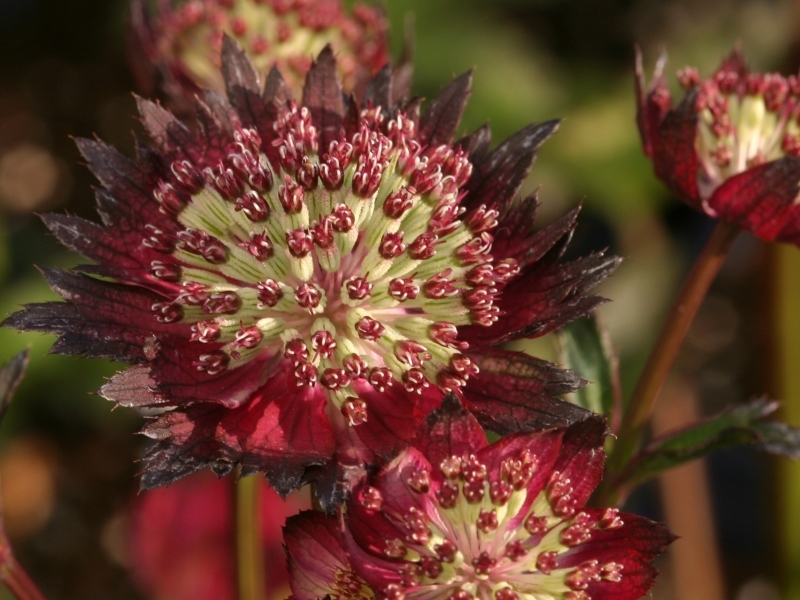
[131,0,389,104]
[5,40,617,502]
[637,47,800,244]
[286,399,674,600]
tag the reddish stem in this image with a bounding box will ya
[607,220,740,480]
[0,553,47,600]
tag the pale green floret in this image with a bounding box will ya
[178,187,247,237]
[289,250,315,282]
[316,237,341,273]
[736,96,771,165]
[406,298,472,321]
[507,570,573,598]
[279,328,302,346]
[311,316,336,337]
[698,87,799,196]
[531,520,572,557]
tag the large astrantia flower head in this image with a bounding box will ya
[131,0,389,104]
[5,40,617,502]
[637,48,800,244]
[286,398,674,600]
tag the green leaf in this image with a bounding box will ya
[620,398,800,489]
[0,350,29,423]
[556,314,620,416]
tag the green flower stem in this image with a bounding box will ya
[774,243,800,599]
[236,475,265,600]
[607,219,740,482]
[0,553,47,600]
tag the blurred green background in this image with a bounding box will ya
[0,0,799,598]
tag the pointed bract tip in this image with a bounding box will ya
[0,350,30,423]
[427,393,468,424]
[221,32,261,95]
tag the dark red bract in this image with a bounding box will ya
[4,41,618,504]
[637,48,800,244]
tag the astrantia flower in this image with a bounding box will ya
[637,48,800,244]
[131,0,389,103]
[4,41,617,501]
[286,398,674,600]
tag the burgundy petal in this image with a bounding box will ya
[716,47,749,78]
[194,95,236,167]
[351,380,443,461]
[373,448,438,517]
[140,366,335,495]
[491,200,578,268]
[362,65,392,112]
[461,251,620,346]
[707,156,800,243]
[202,89,239,135]
[73,138,178,277]
[101,355,265,409]
[651,87,702,208]
[75,138,169,227]
[462,120,560,215]
[136,96,197,162]
[476,427,565,530]
[76,137,161,206]
[455,123,492,163]
[418,71,472,147]
[551,415,608,508]
[414,394,488,469]
[221,34,260,95]
[340,517,403,590]
[285,511,350,600]
[42,213,146,277]
[461,348,589,435]
[344,480,409,569]
[302,45,345,153]
[221,35,269,130]
[263,66,292,106]
[3,269,183,363]
[560,511,676,600]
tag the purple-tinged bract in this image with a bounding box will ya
[637,47,800,244]
[4,41,617,502]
